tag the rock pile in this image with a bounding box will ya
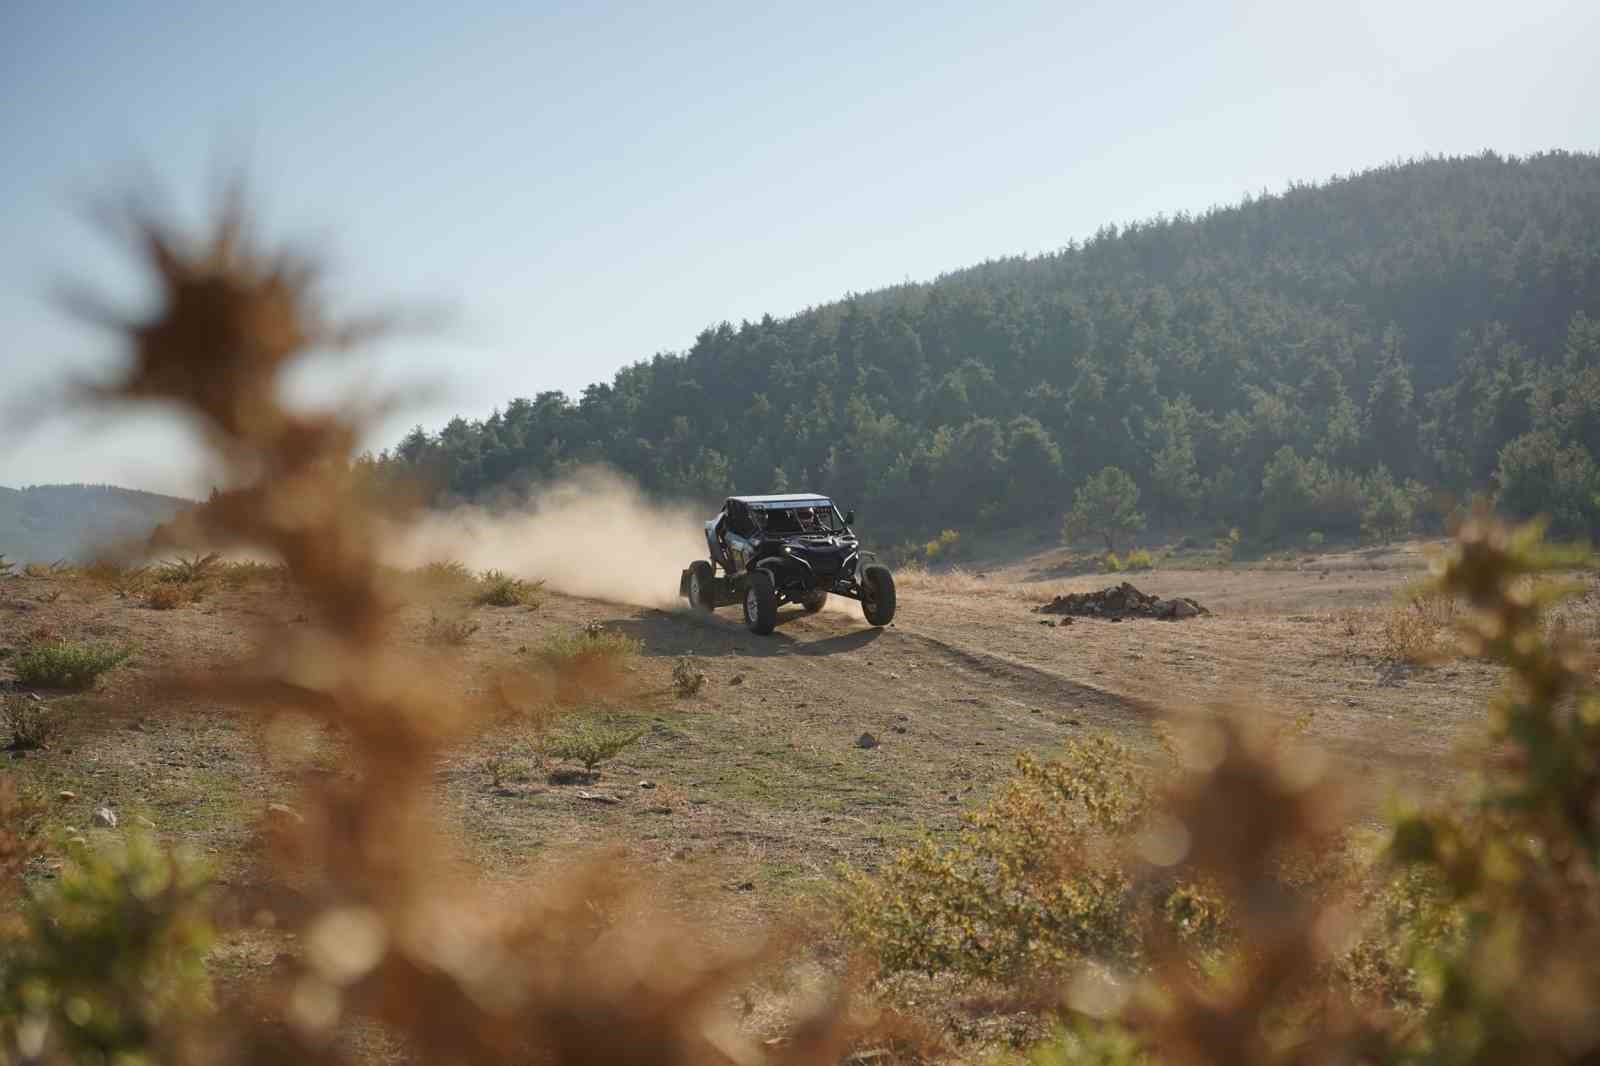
[1036,581,1210,621]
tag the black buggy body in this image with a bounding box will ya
[678,493,897,635]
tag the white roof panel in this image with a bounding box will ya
[729,493,833,509]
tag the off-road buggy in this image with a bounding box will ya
[678,494,897,635]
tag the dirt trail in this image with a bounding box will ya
[613,571,1491,805]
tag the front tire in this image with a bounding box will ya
[861,565,896,627]
[800,590,828,614]
[687,561,715,612]
[743,570,778,635]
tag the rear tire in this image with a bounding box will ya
[800,590,828,614]
[743,570,778,635]
[687,561,715,612]
[861,565,896,627]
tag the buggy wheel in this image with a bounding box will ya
[743,570,778,635]
[800,590,828,614]
[861,565,896,627]
[686,561,716,612]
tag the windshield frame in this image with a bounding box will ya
[750,503,847,536]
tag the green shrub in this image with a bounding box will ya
[542,626,640,665]
[839,736,1209,983]
[475,569,543,607]
[545,719,647,774]
[1103,551,1124,573]
[923,529,963,563]
[1,834,213,1063]
[1307,531,1326,549]
[1124,548,1154,571]
[11,640,134,691]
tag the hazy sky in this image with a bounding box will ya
[2,0,1597,497]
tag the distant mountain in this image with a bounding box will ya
[0,484,195,564]
[376,150,1600,545]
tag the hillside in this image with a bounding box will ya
[374,150,1600,548]
[0,483,193,563]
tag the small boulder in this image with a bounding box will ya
[728,674,745,686]
[57,790,77,802]
[133,814,157,830]
[91,807,117,829]
[855,732,879,750]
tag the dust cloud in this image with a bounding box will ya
[383,467,707,608]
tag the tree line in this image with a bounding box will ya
[369,151,1600,549]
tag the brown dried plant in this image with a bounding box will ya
[0,189,861,1066]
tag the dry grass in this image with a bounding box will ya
[1378,587,1460,664]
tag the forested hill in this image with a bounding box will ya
[377,151,1600,547]
[0,484,193,564]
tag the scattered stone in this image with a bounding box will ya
[855,732,879,749]
[728,674,745,686]
[892,724,907,734]
[266,802,305,826]
[91,807,117,828]
[638,780,657,789]
[1036,581,1210,621]
[133,815,157,830]
[577,790,619,804]
[725,880,756,892]
[57,790,76,801]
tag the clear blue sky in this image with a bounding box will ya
[3,0,1597,496]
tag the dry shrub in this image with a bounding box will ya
[144,582,188,610]
[671,656,706,698]
[1,696,59,752]
[0,189,867,1066]
[1377,585,1459,663]
[424,613,479,646]
[218,559,285,589]
[409,559,474,594]
[158,552,222,586]
[473,568,542,607]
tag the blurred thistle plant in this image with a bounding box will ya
[12,181,861,1066]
